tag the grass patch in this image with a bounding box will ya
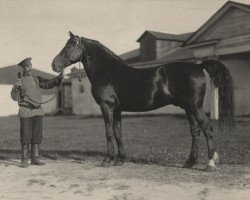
[0,115,249,165]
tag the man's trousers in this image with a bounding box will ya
[20,116,43,144]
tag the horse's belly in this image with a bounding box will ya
[119,93,173,112]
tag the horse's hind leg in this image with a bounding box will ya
[183,109,202,168]
[191,107,219,172]
[113,108,126,166]
[100,103,116,167]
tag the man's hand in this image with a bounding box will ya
[62,71,65,79]
[59,71,65,79]
[14,79,21,90]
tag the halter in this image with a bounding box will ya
[66,37,84,81]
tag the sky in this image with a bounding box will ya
[1,0,250,74]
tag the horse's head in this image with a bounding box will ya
[52,31,83,72]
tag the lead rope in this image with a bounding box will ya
[38,76,64,105]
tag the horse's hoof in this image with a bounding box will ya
[204,165,217,172]
[182,160,195,168]
[99,161,111,167]
[113,159,124,166]
[183,162,194,168]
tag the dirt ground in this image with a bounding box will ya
[0,159,249,200]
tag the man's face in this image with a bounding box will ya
[23,63,32,75]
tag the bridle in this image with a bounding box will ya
[65,37,84,81]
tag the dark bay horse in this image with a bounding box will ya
[52,32,234,171]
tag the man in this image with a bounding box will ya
[11,57,63,168]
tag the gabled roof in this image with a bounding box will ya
[130,47,195,68]
[137,30,193,42]
[119,48,140,62]
[158,47,194,63]
[183,1,250,46]
[0,65,56,85]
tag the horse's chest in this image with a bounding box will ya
[92,85,117,104]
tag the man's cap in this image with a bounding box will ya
[18,57,32,67]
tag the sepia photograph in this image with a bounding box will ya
[0,0,249,199]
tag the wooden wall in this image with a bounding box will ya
[139,35,156,61]
[220,56,250,115]
[71,77,101,115]
[140,35,182,61]
[197,7,250,42]
[156,40,182,59]
[62,84,72,114]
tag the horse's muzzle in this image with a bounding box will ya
[51,62,63,73]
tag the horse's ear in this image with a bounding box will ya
[68,31,75,38]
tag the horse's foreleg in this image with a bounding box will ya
[113,108,126,166]
[192,107,219,172]
[183,109,202,168]
[100,103,116,167]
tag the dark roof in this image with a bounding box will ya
[183,1,250,46]
[0,65,56,85]
[119,48,140,62]
[130,47,195,68]
[137,30,193,42]
[158,47,195,62]
[227,1,250,10]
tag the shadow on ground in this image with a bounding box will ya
[0,149,186,167]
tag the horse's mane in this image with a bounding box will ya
[83,38,124,63]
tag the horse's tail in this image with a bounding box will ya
[200,59,235,131]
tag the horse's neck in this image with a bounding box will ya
[80,52,107,84]
[80,39,126,84]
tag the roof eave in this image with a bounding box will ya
[137,30,188,42]
[136,30,150,42]
[185,40,220,48]
[183,1,250,46]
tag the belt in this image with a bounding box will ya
[20,104,41,110]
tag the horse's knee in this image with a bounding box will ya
[206,121,213,131]
[105,125,114,138]
[200,120,213,135]
[191,126,201,138]
[106,134,114,142]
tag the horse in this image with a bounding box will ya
[51,31,235,172]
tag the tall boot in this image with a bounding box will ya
[31,144,45,166]
[20,144,29,168]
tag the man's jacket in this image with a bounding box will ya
[11,73,62,118]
